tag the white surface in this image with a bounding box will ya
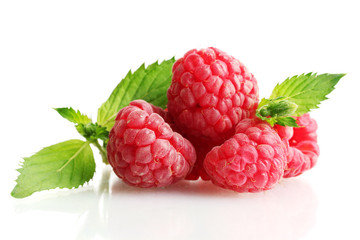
[1,1,360,239]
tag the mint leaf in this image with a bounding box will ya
[97,58,175,131]
[275,117,299,127]
[76,123,109,142]
[269,73,345,116]
[54,107,92,124]
[11,140,95,198]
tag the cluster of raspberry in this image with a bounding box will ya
[107,48,319,193]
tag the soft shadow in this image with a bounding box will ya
[111,178,243,198]
[106,177,318,240]
[14,168,318,240]
[13,166,113,240]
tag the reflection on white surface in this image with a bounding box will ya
[14,166,317,240]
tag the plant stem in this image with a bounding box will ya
[92,140,108,164]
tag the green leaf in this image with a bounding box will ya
[269,73,345,116]
[11,140,95,198]
[275,117,299,127]
[54,107,92,124]
[256,72,345,127]
[97,58,175,131]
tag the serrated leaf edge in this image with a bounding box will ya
[97,58,175,129]
[11,140,95,198]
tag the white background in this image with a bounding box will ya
[1,1,360,239]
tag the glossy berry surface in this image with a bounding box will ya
[167,47,259,142]
[275,113,319,178]
[107,100,196,187]
[203,118,287,192]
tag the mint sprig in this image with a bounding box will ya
[12,58,175,198]
[54,107,109,164]
[256,73,345,126]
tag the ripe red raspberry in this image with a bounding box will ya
[107,100,196,188]
[275,113,319,178]
[203,118,287,192]
[167,47,259,142]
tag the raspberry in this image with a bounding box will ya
[167,47,259,142]
[203,118,287,192]
[184,136,218,181]
[275,113,319,178]
[107,100,196,187]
